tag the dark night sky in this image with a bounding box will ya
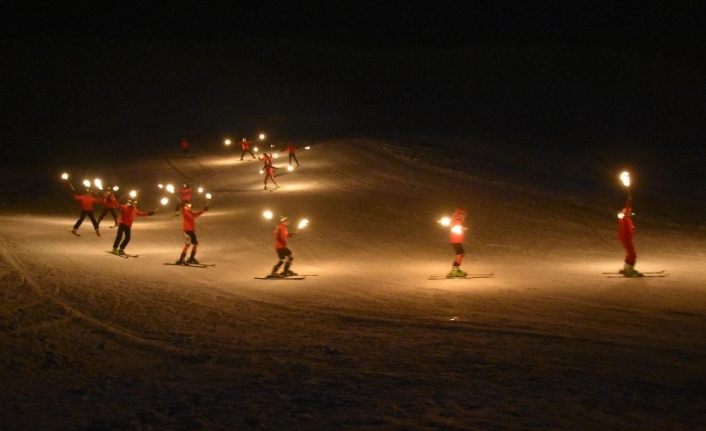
[3,4,706,183]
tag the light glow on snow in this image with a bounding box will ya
[287,165,294,171]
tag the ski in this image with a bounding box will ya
[606,274,668,278]
[428,274,494,280]
[254,275,305,280]
[163,262,214,268]
[105,251,138,258]
[602,270,665,274]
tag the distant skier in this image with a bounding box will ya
[71,188,103,236]
[179,137,191,157]
[447,207,468,277]
[176,202,209,265]
[240,138,256,160]
[270,216,297,277]
[174,183,193,213]
[97,187,119,228]
[261,153,279,190]
[111,199,154,256]
[618,198,641,277]
[284,142,299,167]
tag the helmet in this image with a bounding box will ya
[280,216,290,223]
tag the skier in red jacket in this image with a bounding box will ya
[447,207,468,277]
[260,153,279,190]
[240,138,256,160]
[97,187,119,228]
[283,142,299,167]
[179,137,191,157]
[110,200,154,256]
[270,216,297,277]
[617,198,641,276]
[72,189,104,236]
[176,202,209,265]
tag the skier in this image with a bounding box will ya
[179,137,190,157]
[618,198,641,276]
[284,142,299,167]
[111,199,155,256]
[447,207,468,277]
[176,202,209,265]
[71,188,103,236]
[240,138,256,160]
[261,152,279,190]
[270,216,297,277]
[174,183,193,213]
[97,187,119,228]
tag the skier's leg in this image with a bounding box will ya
[293,153,299,166]
[240,149,246,160]
[119,227,132,250]
[249,149,256,159]
[88,212,100,232]
[186,232,199,263]
[272,248,286,274]
[283,253,294,274]
[73,211,87,230]
[289,153,293,165]
[113,225,124,250]
[97,208,108,224]
[110,209,118,225]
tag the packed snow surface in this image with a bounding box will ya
[1,140,705,429]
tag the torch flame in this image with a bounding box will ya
[273,153,279,159]
[113,186,120,191]
[205,193,212,200]
[619,171,631,187]
[197,187,204,193]
[438,216,451,226]
[617,212,625,219]
[253,146,259,152]
[129,190,137,198]
[263,210,273,219]
[297,219,310,230]
[166,184,175,194]
[160,197,169,206]
[259,170,264,175]
[224,138,232,146]
[93,178,103,190]
[305,146,311,150]
[82,179,91,188]
[259,133,266,140]
[451,225,463,235]
[158,183,164,189]
[61,172,69,180]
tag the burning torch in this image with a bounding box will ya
[224,138,232,147]
[296,218,310,234]
[619,170,632,199]
[60,172,76,191]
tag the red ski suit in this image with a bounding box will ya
[274,223,292,249]
[179,186,193,203]
[181,206,205,231]
[449,213,466,243]
[285,143,297,154]
[117,204,149,227]
[74,194,103,211]
[241,139,251,150]
[618,200,636,265]
[103,191,119,209]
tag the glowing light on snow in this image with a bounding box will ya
[61,172,69,180]
[205,193,212,200]
[112,186,119,191]
[82,179,91,188]
[197,187,204,193]
[259,133,266,140]
[93,178,103,190]
[451,225,463,235]
[620,171,631,187]
[263,210,273,219]
[129,190,137,198]
[160,197,169,206]
[224,138,232,146]
[287,165,294,171]
[305,146,310,150]
[297,219,310,230]
[438,216,451,226]
[166,184,175,194]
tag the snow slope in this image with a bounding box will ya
[1,140,705,430]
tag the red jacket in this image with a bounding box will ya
[74,193,103,211]
[179,187,193,202]
[618,201,635,243]
[241,139,250,150]
[180,139,190,150]
[274,223,292,249]
[285,143,297,154]
[449,213,466,243]
[103,191,119,209]
[181,206,205,231]
[118,204,149,227]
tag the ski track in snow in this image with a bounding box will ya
[1,140,706,430]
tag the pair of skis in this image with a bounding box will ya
[603,270,668,278]
[428,273,495,280]
[105,250,139,258]
[163,262,216,269]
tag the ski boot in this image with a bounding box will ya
[111,248,120,255]
[186,256,200,265]
[95,228,101,237]
[72,229,80,236]
[282,269,298,277]
[447,267,466,278]
[620,264,642,277]
[117,248,126,256]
